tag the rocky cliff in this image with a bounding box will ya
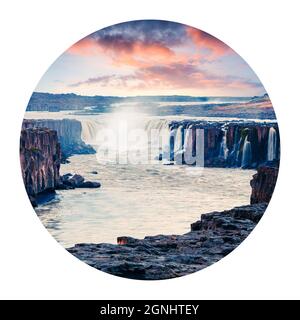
[20,128,61,206]
[68,203,267,280]
[22,119,95,159]
[168,120,280,168]
[67,163,278,280]
[250,165,279,204]
[20,127,101,206]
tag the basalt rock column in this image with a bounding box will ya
[20,127,61,206]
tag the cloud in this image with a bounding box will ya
[67,20,189,67]
[69,63,262,92]
[66,20,261,95]
[67,37,102,56]
[186,26,232,59]
[68,21,232,65]
[93,20,186,47]
[69,74,136,88]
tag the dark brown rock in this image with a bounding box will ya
[169,120,280,168]
[20,127,61,206]
[60,173,101,189]
[250,166,279,204]
[20,128,101,206]
[78,181,101,188]
[64,174,84,187]
[22,119,95,159]
[68,203,267,280]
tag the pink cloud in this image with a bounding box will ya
[67,36,193,69]
[66,22,261,95]
[67,37,103,56]
[67,26,231,69]
[186,27,232,59]
[70,63,260,93]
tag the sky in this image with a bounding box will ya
[36,20,266,97]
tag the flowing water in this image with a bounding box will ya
[241,136,252,168]
[219,127,229,160]
[267,127,277,161]
[26,109,256,248]
[36,154,254,247]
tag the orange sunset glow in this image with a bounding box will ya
[36,20,265,96]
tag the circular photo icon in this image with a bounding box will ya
[20,20,280,280]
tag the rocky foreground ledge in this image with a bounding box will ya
[68,166,278,280]
[68,203,267,280]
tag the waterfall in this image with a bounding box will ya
[241,135,252,168]
[183,125,194,164]
[219,128,229,160]
[229,128,241,164]
[174,126,183,153]
[144,118,171,160]
[173,126,184,164]
[80,118,103,145]
[267,127,277,161]
[145,118,170,132]
[235,137,242,163]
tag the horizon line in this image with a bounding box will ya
[33,91,267,99]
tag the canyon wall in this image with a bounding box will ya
[20,127,61,206]
[22,119,95,159]
[168,120,280,168]
[250,165,279,204]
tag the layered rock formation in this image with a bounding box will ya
[20,127,61,206]
[67,160,278,279]
[68,203,267,280]
[168,120,280,168]
[20,127,101,206]
[22,119,95,159]
[250,165,279,204]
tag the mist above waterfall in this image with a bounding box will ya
[23,17,281,279]
[24,99,279,169]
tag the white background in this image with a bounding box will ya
[0,0,300,299]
